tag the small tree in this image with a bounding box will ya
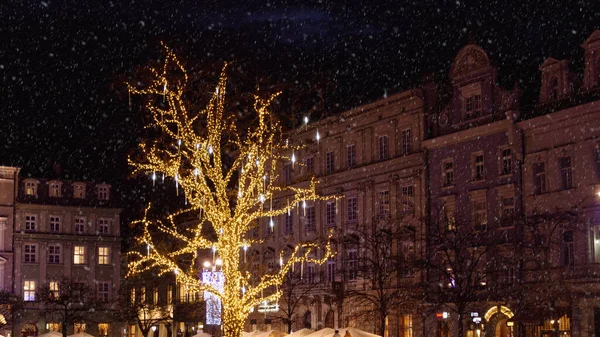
[115,282,172,337]
[0,290,22,332]
[37,278,99,337]
[343,220,421,337]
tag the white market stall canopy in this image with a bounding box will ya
[254,330,287,337]
[67,332,95,337]
[38,332,63,337]
[287,329,314,337]
[191,332,212,337]
[303,328,381,337]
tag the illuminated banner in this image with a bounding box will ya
[202,271,224,325]
[257,303,279,313]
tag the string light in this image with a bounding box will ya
[152,171,156,186]
[125,44,336,337]
[316,129,321,143]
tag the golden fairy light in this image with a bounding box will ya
[125,43,335,337]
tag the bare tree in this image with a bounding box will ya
[0,290,22,332]
[37,278,99,337]
[342,220,421,337]
[267,272,321,333]
[115,281,173,337]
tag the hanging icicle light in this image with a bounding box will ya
[316,129,321,143]
[194,168,199,176]
[208,145,214,155]
[259,194,265,203]
[177,139,182,147]
[291,152,296,168]
[304,116,309,125]
[196,143,200,150]
[152,171,156,186]
[269,217,274,229]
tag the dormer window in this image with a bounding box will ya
[25,181,38,196]
[459,82,482,121]
[97,185,110,201]
[49,181,62,197]
[73,183,86,199]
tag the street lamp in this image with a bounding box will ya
[152,326,157,337]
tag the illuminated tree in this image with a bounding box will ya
[126,44,334,337]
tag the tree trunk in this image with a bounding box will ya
[379,313,387,337]
[142,328,150,337]
[287,319,293,334]
[62,324,68,337]
[222,306,245,337]
[457,309,464,337]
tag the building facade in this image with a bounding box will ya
[10,175,123,337]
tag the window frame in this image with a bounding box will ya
[325,201,336,227]
[25,214,37,231]
[401,128,412,155]
[23,280,36,301]
[24,244,37,263]
[346,196,358,223]
[501,148,512,176]
[97,218,110,235]
[377,190,391,217]
[400,185,414,214]
[74,245,86,265]
[533,162,547,195]
[472,152,485,181]
[98,246,110,265]
[442,159,455,187]
[49,215,61,232]
[74,217,86,234]
[559,156,574,190]
[48,244,61,264]
[378,135,389,160]
[325,151,335,174]
[347,144,356,168]
[98,282,110,302]
[305,206,316,232]
[49,181,62,197]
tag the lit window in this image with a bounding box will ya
[25,215,37,231]
[24,244,37,263]
[402,129,412,155]
[49,182,61,197]
[98,247,110,265]
[379,135,389,160]
[401,185,414,213]
[378,190,390,217]
[474,153,484,180]
[97,185,109,201]
[347,197,358,223]
[306,206,316,231]
[443,160,454,187]
[74,246,85,264]
[533,162,547,195]
[74,323,86,333]
[325,202,336,227]
[401,314,413,337]
[49,216,61,232]
[49,281,59,298]
[347,144,356,168]
[559,156,573,190]
[74,183,86,198]
[153,287,159,305]
[502,149,512,175]
[98,324,109,337]
[167,285,173,304]
[25,181,37,196]
[129,325,136,337]
[23,281,36,301]
[97,218,110,235]
[325,151,335,174]
[48,245,60,264]
[74,217,85,234]
[47,323,61,332]
[98,282,110,302]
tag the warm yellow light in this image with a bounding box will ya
[203,261,211,268]
[125,44,335,337]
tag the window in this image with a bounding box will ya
[25,214,37,231]
[283,164,291,185]
[347,197,358,223]
[473,201,487,230]
[347,249,358,281]
[307,264,316,283]
[379,135,389,160]
[98,282,110,302]
[98,247,110,265]
[326,202,336,227]
[594,147,600,181]
[25,181,37,196]
[559,156,573,190]
[97,218,110,235]
[443,160,454,187]
[23,281,36,301]
[533,162,547,195]
[465,94,482,119]
[560,231,574,266]
[98,324,109,337]
[502,148,512,175]
[442,197,456,232]
[306,206,316,231]
[401,185,414,213]
[49,281,59,298]
[378,190,390,217]
[74,246,85,264]
[24,244,36,263]
[325,151,335,174]
[501,197,515,225]
[347,144,356,168]
[473,153,484,180]
[97,185,109,200]
[327,259,336,282]
[48,245,60,264]
[401,314,413,337]
[402,129,412,155]
[167,285,173,304]
[153,287,159,305]
[284,213,293,234]
[401,241,415,277]
[502,266,515,285]
[305,157,314,173]
[74,217,85,234]
[49,216,61,232]
[73,183,85,199]
[49,182,61,197]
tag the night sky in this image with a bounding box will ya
[2,0,600,228]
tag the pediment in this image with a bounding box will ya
[539,57,562,70]
[450,44,491,79]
